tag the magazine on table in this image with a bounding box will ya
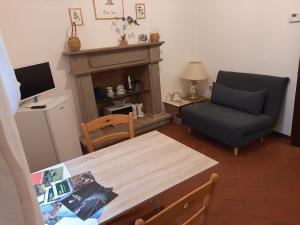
[31,163,118,225]
[60,171,118,220]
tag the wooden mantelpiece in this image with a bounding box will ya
[64,42,166,123]
[64,42,164,57]
[64,42,164,76]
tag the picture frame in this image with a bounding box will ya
[93,0,124,20]
[69,8,84,26]
[135,3,146,19]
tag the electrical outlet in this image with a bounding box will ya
[290,13,300,23]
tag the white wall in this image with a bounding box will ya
[1,0,299,135]
[194,0,300,135]
[0,0,197,122]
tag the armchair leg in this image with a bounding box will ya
[261,137,264,143]
[187,128,191,134]
[234,148,239,156]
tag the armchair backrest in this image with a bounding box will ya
[216,71,289,124]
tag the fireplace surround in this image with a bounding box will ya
[64,42,170,133]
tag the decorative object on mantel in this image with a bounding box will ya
[149,29,160,43]
[135,3,146,19]
[119,34,128,46]
[181,61,209,99]
[68,8,83,26]
[138,34,148,43]
[112,16,140,46]
[68,22,81,52]
[93,0,124,20]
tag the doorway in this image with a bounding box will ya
[291,59,300,146]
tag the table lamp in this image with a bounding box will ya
[181,61,209,99]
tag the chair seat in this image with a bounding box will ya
[181,102,273,136]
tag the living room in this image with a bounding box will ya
[0,1,300,225]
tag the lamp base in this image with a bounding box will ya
[188,80,198,99]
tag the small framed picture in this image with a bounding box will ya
[135,3,146,19]
[69,8,83,26]
[93,0,124,20]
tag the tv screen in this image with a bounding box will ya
[14,62,55,100]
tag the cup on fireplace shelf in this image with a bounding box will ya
[106,87,115,98]
[107,92,115,98]
[116,84,126,96]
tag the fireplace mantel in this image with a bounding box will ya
[64,42,166,123]
[64,42,164,76]
[64,42,164,56]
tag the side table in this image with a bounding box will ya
[163,96,208,124]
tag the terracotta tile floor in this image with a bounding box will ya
[110,123,300,225]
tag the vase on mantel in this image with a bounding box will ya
[68,22,81,52]
[118,34,128,46]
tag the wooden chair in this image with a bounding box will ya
[81,112,135,153]
[135,173,218,225]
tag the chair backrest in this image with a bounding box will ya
[216,71,289,124]
[135,173,218,225]
[81,112,134,153]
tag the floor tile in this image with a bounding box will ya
[247,217,271,225]
[223,200,247,225]
[206,213,224,225]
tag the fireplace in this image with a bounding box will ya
[64,42,171,133]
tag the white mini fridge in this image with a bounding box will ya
[16,96,82,172]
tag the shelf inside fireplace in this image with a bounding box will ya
[96,89,150,104]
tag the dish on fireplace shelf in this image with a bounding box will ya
[116,92,126,96]
[112,99,126,106]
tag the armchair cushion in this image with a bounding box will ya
[211,82,266,115]
[182,102,273,136]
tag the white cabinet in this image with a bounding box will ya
[15,96,82,172]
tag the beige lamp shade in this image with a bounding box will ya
[182,61,209,81]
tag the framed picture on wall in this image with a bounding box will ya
[135,3,146,19]
[69,8,84,26]
[93,0,124,20]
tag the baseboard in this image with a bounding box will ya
[272,130,291,139]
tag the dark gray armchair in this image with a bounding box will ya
[181,71,289,156]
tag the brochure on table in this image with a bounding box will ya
[31,163,117,225]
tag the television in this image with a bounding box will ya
[14,62,55,102]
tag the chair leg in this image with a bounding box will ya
[234,148,239,156]
[187,128,191,134]
[261,137,264,143]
